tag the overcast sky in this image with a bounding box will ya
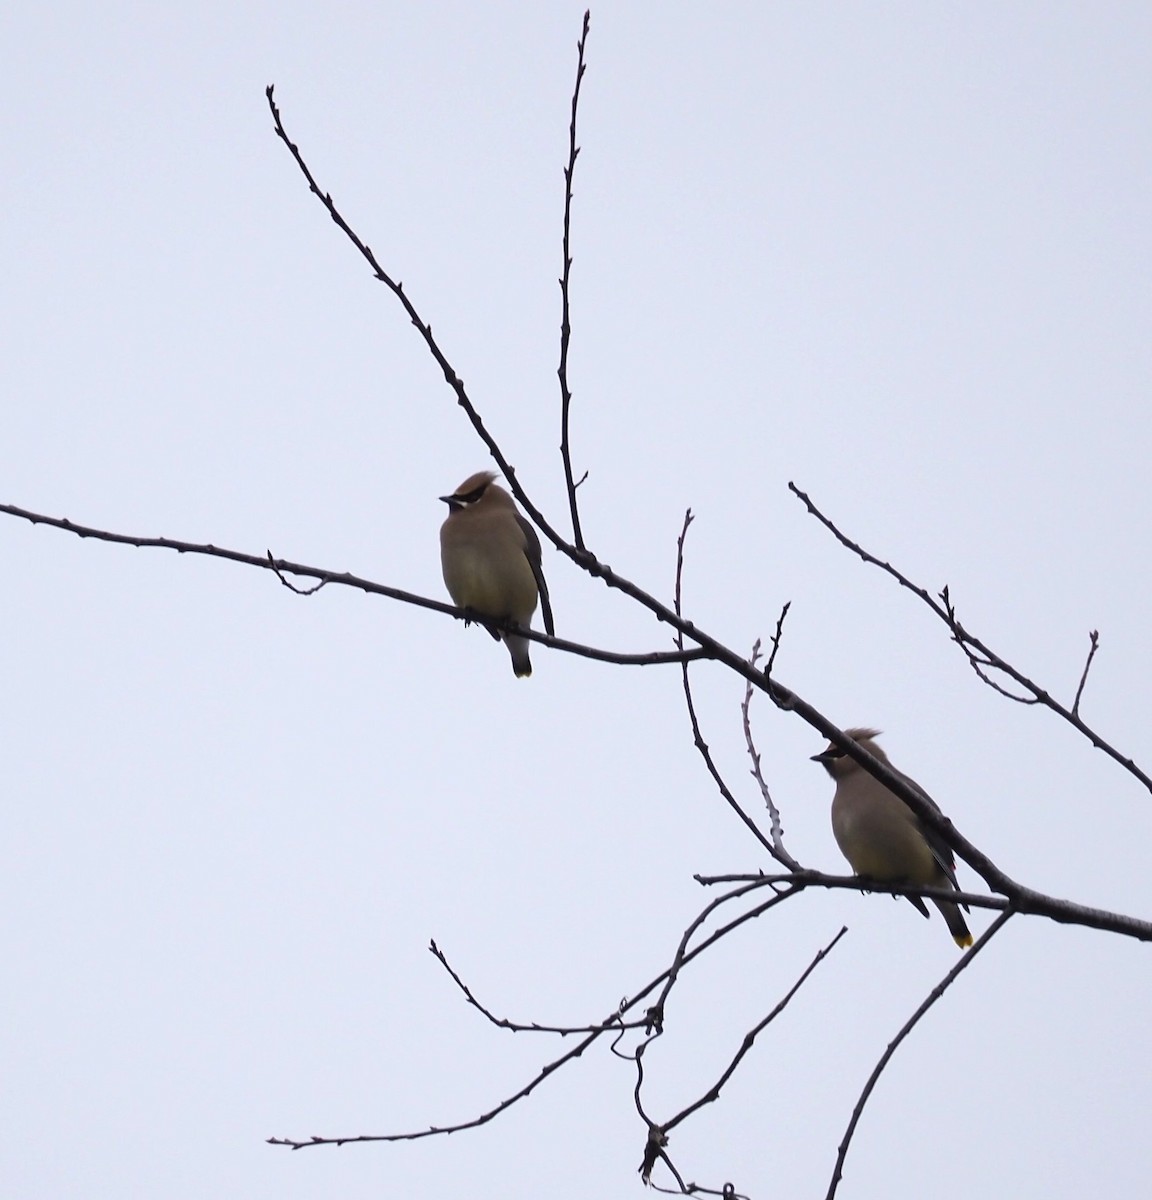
[3,5,1151,1198]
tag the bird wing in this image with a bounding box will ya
[516,513,555,636]
[894,768,968,906]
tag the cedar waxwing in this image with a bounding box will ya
[439,471,555,677]
[811,729,973,949]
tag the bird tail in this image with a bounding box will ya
[505,633,533,678]
[932,897,974,949]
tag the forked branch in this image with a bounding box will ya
[789,482,1151,794]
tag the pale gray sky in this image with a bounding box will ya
[3,5,1150,1198]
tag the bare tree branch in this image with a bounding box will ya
[692,869,1152,942]
[638,929,845,1196]
[246,800,1152,1156]
[9,497,1147,948]
[248,25,1152,1189]
[4,19,1145,1198]
[824,909,1014,1200]
[264,87,1152,867]
[7,489,1145,950]
[694,871,1007,913]
[558,10,590,550]
[264,83,806,698]
[265,83,541,538]
[789,482,1152,794]
[267,1032,596,1150]
[4,507,1016,893]
[0,503,710,668]
[270,874,814,1153]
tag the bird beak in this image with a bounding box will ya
[810,750,834,764]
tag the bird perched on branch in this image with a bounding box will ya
[439,471,555,677]
[811,729,973,948]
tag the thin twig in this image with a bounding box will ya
[558,10,590,550]
[939,585,1036,702]
[765,601,791,678]
[674,512,781,861]
[640,927,847,1196]
[741,639,799,869]
[647,877,792,1035]
[1072,629,1100,717]
[649,1178,745,1200]
[269,878,811,1151]
[663,926,847,1135]
[268,1030,599,1149]
[430,940,642,1035]
[824,909,1014,1200]
[634,1050,663,1179]
[637,1034,752,1199]
[266,550,327,595]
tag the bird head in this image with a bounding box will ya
[440,471,499,511]
[810,728,885,778]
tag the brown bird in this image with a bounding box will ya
[439,471,554,677]
[811,729,973,948]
